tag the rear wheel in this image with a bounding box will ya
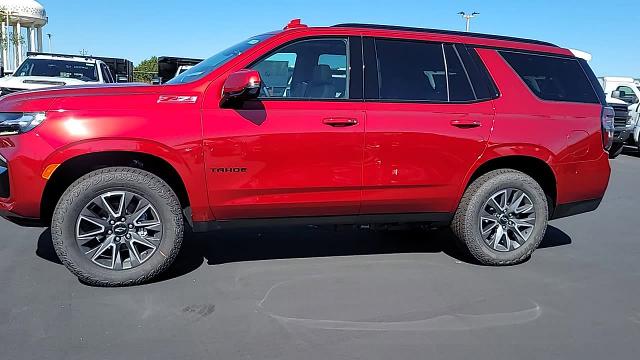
[51,167,183,286]
[451,169,548,265]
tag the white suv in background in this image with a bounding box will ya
[599,77,640,151]
[0,54,115,97]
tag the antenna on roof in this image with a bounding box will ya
[284,19,307,30]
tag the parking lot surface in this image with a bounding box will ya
[1,153,640,360]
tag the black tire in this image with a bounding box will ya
[451,169,548,266]
[51,167,183,286]
[609,143,624,159]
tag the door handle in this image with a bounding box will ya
[450,119,481,128]
[322,118,359,127]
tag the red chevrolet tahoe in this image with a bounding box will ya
[0,21,612,286]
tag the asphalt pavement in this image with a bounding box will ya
[1,151,640,360]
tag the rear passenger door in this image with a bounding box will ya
[362,38,495,214]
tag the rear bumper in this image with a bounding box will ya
[613,128,631,143]
[553,153,610,211]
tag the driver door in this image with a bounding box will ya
[201,37,365,220]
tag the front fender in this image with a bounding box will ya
[42,138,212,222]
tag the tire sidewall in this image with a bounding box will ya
[464,172,548,264]
[52,169,182,285]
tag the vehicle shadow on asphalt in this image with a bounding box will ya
[35,224,572,284]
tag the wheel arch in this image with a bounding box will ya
[41,150,191,223]
[463,154,558,213]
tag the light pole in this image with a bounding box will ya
[458,11,480,32]
[46,33,52,53]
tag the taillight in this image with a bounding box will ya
[601,106,615,151]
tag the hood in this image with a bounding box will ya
[0,75,91,90]
[0,82,161,101]
[0,82,196,112]
[606,97,628,105]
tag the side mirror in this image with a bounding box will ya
[220,69,261,108]
[611,90,622,99]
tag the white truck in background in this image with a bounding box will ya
[0,53,117,97]
[599,77,640,153]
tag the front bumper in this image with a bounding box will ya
[0,153,8,198]
[613,127,631,143]
[0,131,53,222]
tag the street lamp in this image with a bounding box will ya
[458,11,480,32]
[46,33,52,53]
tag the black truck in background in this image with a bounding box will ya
[156,56,203,84]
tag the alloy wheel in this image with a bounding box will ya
[75,191,163,270]
[479,188,536,252]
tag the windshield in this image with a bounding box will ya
[167,33,275,84]
[13,58,99,82]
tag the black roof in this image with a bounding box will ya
[332,23,558,48]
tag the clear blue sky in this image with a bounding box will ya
[42,0,638,76]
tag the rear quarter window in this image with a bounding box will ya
[500,51,599,104]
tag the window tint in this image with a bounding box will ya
[500,51,599,104]
[375,39,447,101]
[444,45,475,101]
[14,58,99,82]
[250,38,349,99]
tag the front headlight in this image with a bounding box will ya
[0,112,46,136]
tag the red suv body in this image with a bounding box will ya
[0,22,611,285]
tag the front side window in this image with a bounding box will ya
[250,38,349,99]
[375,39,447,101]
[14,58,99,82]
[500,51,599,104]
[100,63,113,83]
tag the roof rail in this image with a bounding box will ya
[332,23,559,48]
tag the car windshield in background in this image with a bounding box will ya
[13,59,99,82]
[167,33,276,84]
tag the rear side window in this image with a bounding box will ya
[444,45,475,101]
[459,46,499,100]
[500,51,599,104]
[375,39,447,101]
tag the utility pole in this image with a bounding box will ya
[46,33,52,52]
[458,11,480,32]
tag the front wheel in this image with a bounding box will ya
[451,169,549,266]
[51,167,184,286]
